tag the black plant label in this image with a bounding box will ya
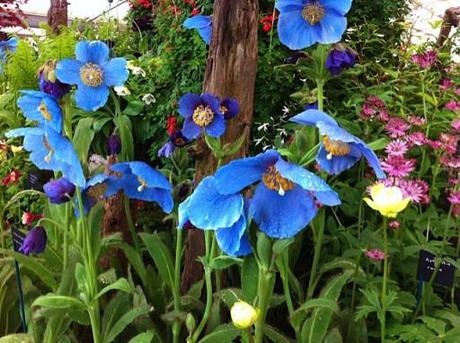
[417,250,457,288]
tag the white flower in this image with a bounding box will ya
[114,86,131,96]
[127,61,146,77]
[142,93,156,105]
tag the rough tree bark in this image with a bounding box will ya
[436,7,460,48]
[181,0,259,293]
[47,0,68,34]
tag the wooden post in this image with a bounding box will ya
[181,0,259,292]
[436,7,460,48]
[47,0,68,34]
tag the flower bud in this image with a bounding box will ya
[107,134,122,156]
[19,226,47,255]
[230,301,259,329]
[325,44,357,76]
[185,313,196,333]
[38,60,71,99]
[43,177,75,204]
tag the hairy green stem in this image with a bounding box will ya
[381,218,388,343]
[306,210,325,300]
[123,195,141,252]
[254,267,275,343]
[172,228,184,343]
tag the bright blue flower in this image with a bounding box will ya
[5,127,86,187]
[17,90,63,133]
[56,40,129,112]
[77,173,121,215]
[43,177,75,204]
[213,150,340,238]
[275,0,352,50]
[220,97,240,120]
[178,93,226,140]
[183,15,212,44]
[178,177,251,256]
[19,226,47,256]
[290,110,385,178]
[0,37,18,60]
[109,162,174,213]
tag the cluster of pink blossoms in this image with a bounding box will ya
[411,50,437,69]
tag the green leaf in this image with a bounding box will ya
[140,233,175,290]
[104,305,151,343]
[272,239,294,256]
[210,256,242,270]
[75,263,87,294]
[204,134,222,155]
[198,324,241,343]
[114,115,134,161]
[242,256,259,303]
[367,137,389,151]
[121,243,147,286]
[123,99,145,116]
[222,134,246,156]
[296,298,339,314]
[256,232,272,267]
[217,288,243,308]
[264,324,294,343]
[0,334,34,343]
[96,278,132,299]
[324,328,343,343]
[127,331,155,343]
[73,117,95,165]
[33,295,86,311]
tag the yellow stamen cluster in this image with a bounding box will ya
[80,63,104,87]
[43,136,54,162]
[302,3,325,25]
[262,165,295,196]
[137,176,148,192]
[322,136,351,160]
[192,105,214,127]
[38,102,52,121]
[219,105,228,114]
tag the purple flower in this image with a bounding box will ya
[158,131,189,158]
[38,60,71,99]
[219,97,240,120]
[19,226,47,255]
[158,142,175,158]
[411,51,437,69]
[107,134,121,156]
[43,177,75,204]
[325,45,357,76]
[178,93,225,140]
[304,102,318,110]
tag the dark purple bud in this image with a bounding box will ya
[171,131,189,147]
[283,51,308,64]
[107,134,122,156]
[326,45,357,76]
[220,97,240,120]
[38,60,70,99]
[43,177,75,204]
[19,226,47,255]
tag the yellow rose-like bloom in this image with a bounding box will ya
[364,183,410,218]
[10,145,23,154]
[230,301,259,329]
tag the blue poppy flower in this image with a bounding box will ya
[275,0,352,50]
[17,90,63,133]
[219,97,240,120]
[38,60,71,99]
[5,127,86,187]
[290,110,385,178]
[76,173,122,215]
[19,226,47,255]
[43,177,75,204]
[213,150,340,238]
[178,177,251,256]
[109,162,174,213]
[183,15,212,44]
[56,40,129,112]
[158,131,189,158]
[0,37,18,60]
[178,93,226,140]
[325,45,357,76]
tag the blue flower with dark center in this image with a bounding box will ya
[219,97,240,120]
[5,127,86,187]
[178,93,225,139]
[19,226,47,255]
[158,131,189,158]
[213,150,340,238]
[77,173,122,215]
[56,40,129,112]
[38,60,71,99]
[109,162,174,213]
[290,110,385,178]
[17,90,63,133]
[275,0,352,50]
[183,15,212,44]
[178,176,251,256]
[325,45,357,76]
[43,177,75,204]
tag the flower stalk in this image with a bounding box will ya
[380,217,388,343]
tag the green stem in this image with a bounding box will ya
[280,252,294,315]
[123,195,141,252]
[381,218,388,343]
[63,202,71,270]
[254,267,275,343]
[317,79,325,112]
[172,228,184,343]
[306,210,325,300]
[109,89,122,117]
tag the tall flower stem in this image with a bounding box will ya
[123,195,141,252]
[172,228,184,343]
[381,218,388,343]
[306,209,325,300]
[62,202,71,270]
[254,266,275,343]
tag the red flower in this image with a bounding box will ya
[260,13,277,32]
[22,212,44,225]
[191,7,201,16]
[2,169,21,186]
[167,116,178,136]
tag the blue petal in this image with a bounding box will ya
[76,40,109,64]
[205,113,226,138]
[183,15,211,29]
[178,93,202,118]
[250,183,317,239]
[216,214,249,256]
[233,234,252,256]
[103,58,128,86]
[290,110,338,127]
[214,150,280,195]
[221,97,240,119]
[17,92,63,133]
[123,161,172,190]
[56,59,82,85]
[182,117,201,140]
[275,0,305,12]
[277,8,317,50]
[316,144,360,175]
[128,188,174,213]
[5,127,44,139]
[316,10,347,44]
[201,93,220,113]
[198,26,212,45]
[178,197,191,229]
[187,177,244,230]
[355,144,386,179]
[320,0,352,15]
[75,84,109,112]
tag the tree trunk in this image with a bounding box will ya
[436,7,460,48]
[47,0,68,34]
[181,0,259,293]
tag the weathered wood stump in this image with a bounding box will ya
[437,7,460,48]
[47,0,68,34]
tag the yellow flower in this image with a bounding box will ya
[230,301,259,329]
[364,183,410,218]
[10,145,23,154]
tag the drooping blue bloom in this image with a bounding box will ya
[275,0,352,50]
[305,102,318,110]
[178,177,251,256]
[290,110,385,178]
[0,37,18,62]
[56,40,129,112]
[213,150,340,238]
[43,177,75,204]
[158,131,189,158]
[77,173,121,215]
[109,162,174,213]
[178,93,226,140]
[19,226,47,255]
[325,45,357,76]
[38,60,71,99]
[183,15,212,44]
[219,97,240,120]
[17,90,63,133]
[158,142,175,158]
[5,127,86,187]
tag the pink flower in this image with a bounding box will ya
[448,191,460,205]
[385,117,410,138]
[427,139,443,150]
[381,156,416,177]
[444,101,460,112]
[440,154,460,169]
[2,169,21,186]
[385,139,409,157]
[451,119,460,131]
[366,249,386,261]
[360,96,387,121]
[406,131,427,147]
[411,51,437,69]
[448,178,459,186]
[389,220,400,229]
[456,88,460,96]
[408,116,426,126]
[399,179,430,204]
[440,79,454,91]
[453,206,460,218]
[22,212,44,225]
[439,133,458,153]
